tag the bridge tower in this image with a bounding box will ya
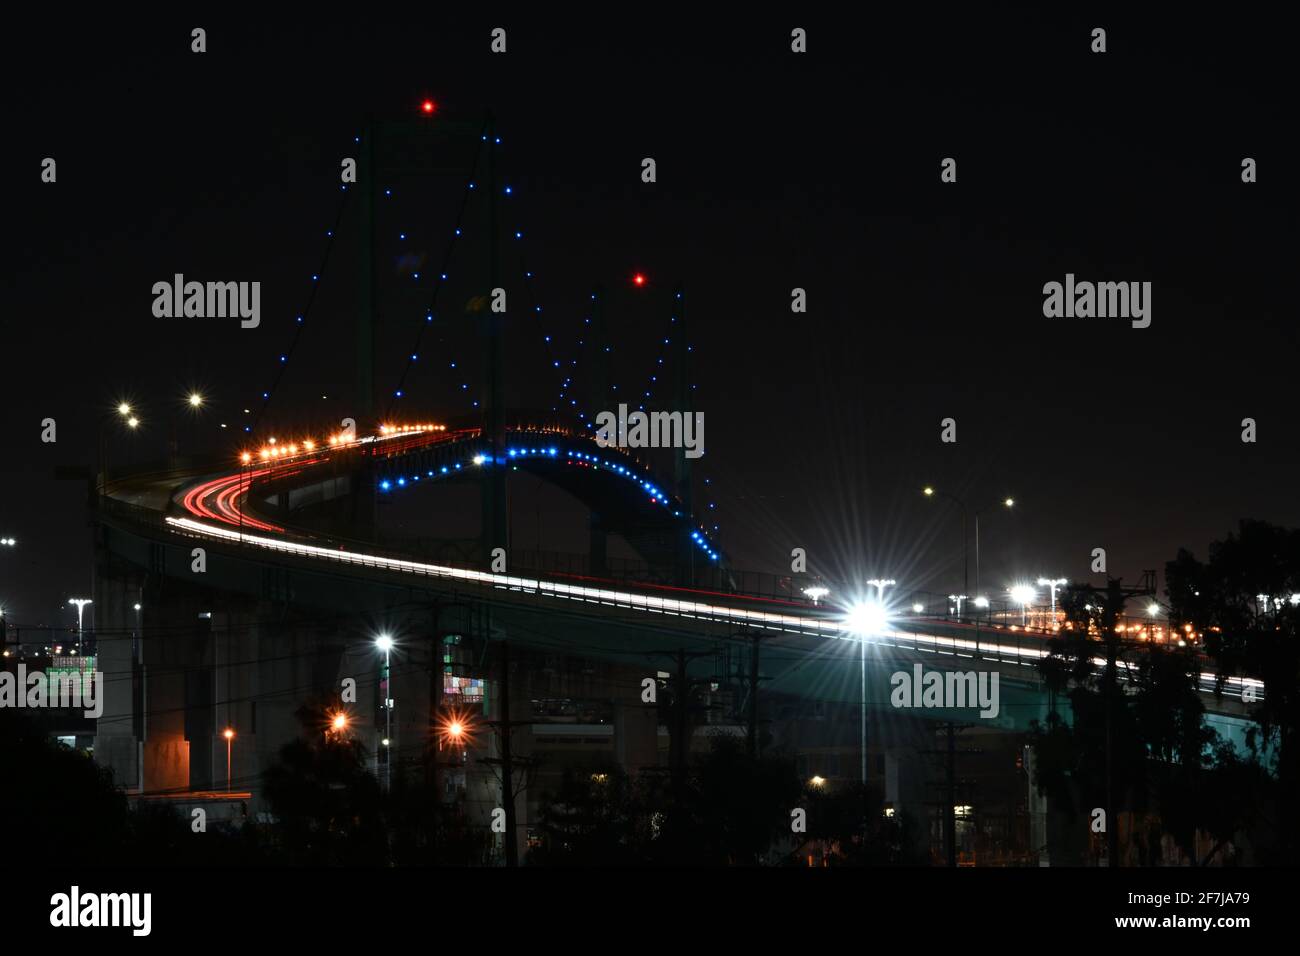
[587,284,610,574]
[671,282,695,585]
[480,114,509,563]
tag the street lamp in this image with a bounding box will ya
[223,728,235,792]
[801,585,830,605]
[845,597,889,789]
[923,489,1015,625]
[99,403,140,493]
[68,598,92,654]
[1009,584,1036,626]
[376,634,395,790]
[1037,577,1067,624]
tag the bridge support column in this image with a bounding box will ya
[589,511,608,576]
[92,550,146,794]
[349,458,377,542]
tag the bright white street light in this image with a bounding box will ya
[68,598,93,654]
[802,586,830,604]
[1037,577,1067,620]
[1148,603,1160,617]
[845,602,888,636]
[1009,584,1036,605]
[973,596,989,608]
[375,634,394,791]
[912,603,924,614]
[845,597,890,794]
[1009,585,1036,625]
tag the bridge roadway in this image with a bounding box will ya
[91,424,1263,735]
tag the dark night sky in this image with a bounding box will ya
[2,10,1297,626]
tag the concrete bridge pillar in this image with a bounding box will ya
[589,510,608,576]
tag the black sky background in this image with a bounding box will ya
[2,10,1296,626]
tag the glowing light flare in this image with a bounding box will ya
[844,601,888,636]
[421,99,436,114]
[1009,584,1037,606]
[438,709,477,748]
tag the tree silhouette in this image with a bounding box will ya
[1166,519,1300,862]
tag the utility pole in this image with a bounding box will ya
[480,636,537,867]
[1060,573,1154,866]
[746,632,761,758]
[946,723,957,867]
[649,647,713,802]
[497,639,517,866]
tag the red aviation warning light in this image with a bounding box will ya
[632,272,647,287]
[421,99,436,115]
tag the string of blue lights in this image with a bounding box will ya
[384,119,491,421]
[246,142,355,437]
